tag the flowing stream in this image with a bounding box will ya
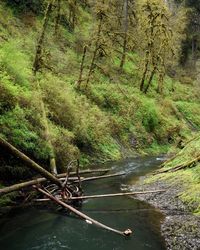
[0,156,167,250]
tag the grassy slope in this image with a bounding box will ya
[0,1,200,181]
[145,134,200,215]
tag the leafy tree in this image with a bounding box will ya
[136,0,182,93]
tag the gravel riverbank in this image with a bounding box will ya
[131,178,200,250]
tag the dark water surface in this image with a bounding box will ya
[0,156,167,250]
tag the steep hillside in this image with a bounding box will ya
[0,0,199,181]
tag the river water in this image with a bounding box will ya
[0,156,166,250]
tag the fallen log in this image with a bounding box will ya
[0,137,63,188]
[154,154,200,175]
[0,179,43,196]
[72,172,125,183]
[0,170,111,196]
[157,135,200,169]
[0,177,80,196]
[69,169,110,176]
[68,190,166,200]
[34,190,165,202]
[59,173,125,183]
[35,186,132,237]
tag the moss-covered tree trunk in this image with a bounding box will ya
[33,0,54,74]
[144,66,156,94]
[39,89,57,175]
[140,51,150,91]
[120,0,128,70]
[85,15,103,87]
[33,0,58,175]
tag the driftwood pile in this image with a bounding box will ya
[0,137,165,237]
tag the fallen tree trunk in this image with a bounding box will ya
[0,177,80,196]
[73,173,125,183]
[68,190,166,200]
[158,135,200,169]
[0,179,44,196]
[35,190,166,202]
[0,169,111,196]
[59,168,110,177]
[155,154,200,175]
[35,186,132,237]
[0,137,63,188]
[59,173,124,183]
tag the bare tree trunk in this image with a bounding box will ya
[0,137,63,188]
[120,0,128,70]
[68,190,165,200]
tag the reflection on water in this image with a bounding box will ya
[0,156,166,250]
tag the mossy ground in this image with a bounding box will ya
[145,134,200,215]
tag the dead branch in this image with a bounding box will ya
[68,190,166,200]
[73,173,125,183]
[0,137,63,188]
[0,169,110,196]
[35,190,166,202]
[35,186,132,237]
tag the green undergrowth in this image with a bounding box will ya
[145,134,200,215]
[0,1,199,181]
[176,101,200,130]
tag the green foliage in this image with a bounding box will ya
[50,124,79,172]
[176,101,200,129]
[0,40,31,87]
[0,0,198,180]
[145,134,200,214]
[136,99,160,133]
[97,140,121,161]
[0,72,18,113]
[0,105,49,159]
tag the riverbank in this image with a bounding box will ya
[0,157,167,250]
[132,177,200,250]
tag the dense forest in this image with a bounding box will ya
[0,0,200,249]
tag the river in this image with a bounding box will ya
[0,156,167,250]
